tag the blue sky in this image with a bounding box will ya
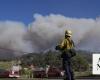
[0,0,100,25]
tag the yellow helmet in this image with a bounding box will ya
[65,30,72,37]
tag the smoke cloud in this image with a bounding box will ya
[0,14,100,55]
[0,21,33,55]
[29,14,98,52]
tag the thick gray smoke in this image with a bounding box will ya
[0,21,33,55]
[29,14,98,52]
[0,14,100,56]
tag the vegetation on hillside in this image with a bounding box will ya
[20,50,91,71]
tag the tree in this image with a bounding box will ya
[72,54,89,71]
[20,50,89,71]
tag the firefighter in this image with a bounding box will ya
[55,30,76,80]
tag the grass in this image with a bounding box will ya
[75,71,91,77]
[0,61,12,70]
[0,78,16,80]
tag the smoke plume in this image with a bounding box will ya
[0,21,33,55]
[29,14,99,52]
[0,14,100,56]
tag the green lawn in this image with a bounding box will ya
[0,61,12,70]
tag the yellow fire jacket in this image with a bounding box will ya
[59,37,74,52]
